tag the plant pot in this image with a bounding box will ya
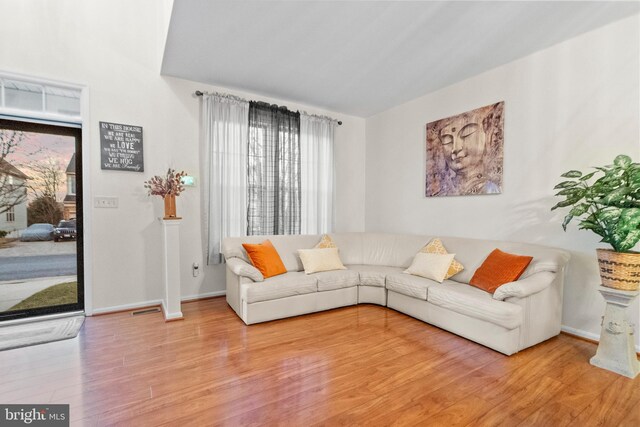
[596,248,640,291]
[163,194,177,219]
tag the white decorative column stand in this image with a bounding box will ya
[590,285,639,378]
[160,219,183,321]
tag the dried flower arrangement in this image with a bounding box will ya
[144,168,187,198]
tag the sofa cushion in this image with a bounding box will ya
[348,265,404,287]
[419,238,464,279]
[241,272,317,304]
[329,233,364,265]
[361,233,429,267]
[313,270,360,292]
[299,248,347,274]
[469,249,533,294]
[386,273,439,301]
[427,283,522,329]
[404,252,456,283]
[315,234,336,248]
[242,240,287,279]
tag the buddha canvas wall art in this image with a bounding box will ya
[425,102,504,197]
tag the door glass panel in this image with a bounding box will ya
[0,125,80,316]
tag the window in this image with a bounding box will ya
[5,174,14,190]
[67,174,76,195]
[202,94,336,265]
[247,102,301,236]
[6,206,15,222]
[0,75,81,119]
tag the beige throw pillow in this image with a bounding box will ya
[299,248,347,274]
[315,234,337,249]
[404,252,456,283]
[419,238,464,279]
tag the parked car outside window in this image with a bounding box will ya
[20,223,55,242]
[54,220,77,242]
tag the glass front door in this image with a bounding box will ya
[0,118,83,320]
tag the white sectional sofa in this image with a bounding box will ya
[221,233,570,355]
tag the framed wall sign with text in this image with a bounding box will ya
[100,121,144,172]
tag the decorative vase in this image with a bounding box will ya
[163,194,177,219]
[596,248,640,291]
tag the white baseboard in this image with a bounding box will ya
[561,325,640,353]
[91,299,163,315]
[89,291,226,316]
[181,290,226,301]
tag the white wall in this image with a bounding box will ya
[365,16,640,347]
[0,0,365,311]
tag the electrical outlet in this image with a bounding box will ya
[94,196,118,208]
[192,262,200,277]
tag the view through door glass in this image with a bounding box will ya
[0,119,83,320]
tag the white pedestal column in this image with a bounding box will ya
[160,219,183,321]
[590,286,639,378]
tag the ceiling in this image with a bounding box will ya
[162,1,640,117]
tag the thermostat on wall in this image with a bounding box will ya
[181,175,196,187]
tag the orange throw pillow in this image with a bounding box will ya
[242,240,287,279]
[469,249,533,294]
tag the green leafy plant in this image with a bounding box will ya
[552,154,640,253]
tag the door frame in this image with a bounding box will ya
[0,118,84,321]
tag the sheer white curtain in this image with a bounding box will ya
[300,114,336,234]
[202,94,249,264]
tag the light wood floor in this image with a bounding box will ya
[0,298,638,426]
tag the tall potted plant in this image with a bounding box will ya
[552,154,640,291]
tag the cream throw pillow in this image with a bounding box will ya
[404,252,456,283]
[315,234,337,249]
[299,248,346,274]
[419,238,464,279]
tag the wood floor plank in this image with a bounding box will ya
[216,341,493,426]
[418,395,493,426]
[617,396,640,427]
[468,375,566,426]
[567,375,640,427]
[554,364,619,416]
[519,401,578,427]
[371,357,506,425]
[0,297,637,426]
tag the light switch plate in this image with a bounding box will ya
[94,196,118,208]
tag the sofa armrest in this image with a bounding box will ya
[493,271,555,301]
[226,258,264,282]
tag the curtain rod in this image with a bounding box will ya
[194,90,342,126]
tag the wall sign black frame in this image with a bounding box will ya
[99,121,144,172]
[0,118,84,322]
